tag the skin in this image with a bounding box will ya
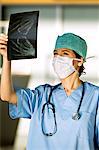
[53,49,84,96]
[0,34,84,104]
[0,34,17,104]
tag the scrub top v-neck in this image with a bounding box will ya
[9,81,99,150]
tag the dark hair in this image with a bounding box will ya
[73,51,86,77]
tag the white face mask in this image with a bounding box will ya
[52,55,76,79]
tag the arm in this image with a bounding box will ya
[95,89,99,149]
[0,34,17,104]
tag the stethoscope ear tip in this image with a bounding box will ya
[72,112,81,120]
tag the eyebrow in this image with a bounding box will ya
[53,50,58,53]
[54,49,70,53]
[61,49,71,52]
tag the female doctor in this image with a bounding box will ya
[0,33,99,150]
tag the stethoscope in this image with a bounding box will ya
[41,82,84,136]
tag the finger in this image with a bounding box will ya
[0,33,8,38]
[0,34,8,40]
[0,36,8,42]
[0,40,7,45]
[0,49,7,56]
[0,44,7,49]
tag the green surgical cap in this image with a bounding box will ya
[54,33,87,60]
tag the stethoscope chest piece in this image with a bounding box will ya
[72,112,81,120]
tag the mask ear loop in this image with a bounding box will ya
[72,58,84,62]
[71,58,82,76]
[72,56,96,77]
[83,56,96,63]
[86,56,96,60]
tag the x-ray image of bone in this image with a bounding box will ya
[7,11,39,60]
[10,16,36,56]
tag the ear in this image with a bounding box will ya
[78,57,84,66]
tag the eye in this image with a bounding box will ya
[63,52,69,55]
[54,52,58,55]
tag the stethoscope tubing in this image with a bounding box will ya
[41,82,84,136]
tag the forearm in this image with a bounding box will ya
[1,57,14,102]
[0,34,17,104]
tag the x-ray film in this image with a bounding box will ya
[7,11,39,60]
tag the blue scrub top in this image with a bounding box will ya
[9,81,99,150]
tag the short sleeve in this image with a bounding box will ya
[9,85,44,119]
[95,90,99,149]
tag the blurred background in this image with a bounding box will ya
[0,3,99,150]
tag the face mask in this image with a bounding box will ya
[52,55,76,79]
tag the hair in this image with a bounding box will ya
[73,51,86,77]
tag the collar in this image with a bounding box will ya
[53,82,83,101]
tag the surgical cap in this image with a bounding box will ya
[54,33,87,60]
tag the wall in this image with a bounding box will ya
[3,5,99,86]
[63,6,99,84]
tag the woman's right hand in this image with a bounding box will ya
[0,34,8,59]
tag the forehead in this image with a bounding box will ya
[54,48,75,55]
